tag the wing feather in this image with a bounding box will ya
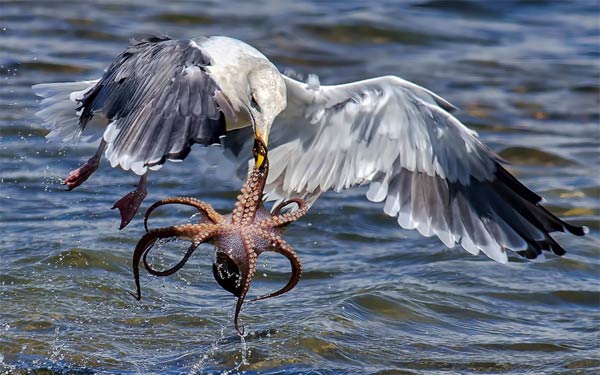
[78,36,227,175]
[250,74,586,262]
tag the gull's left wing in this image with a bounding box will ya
[227,74,586,263]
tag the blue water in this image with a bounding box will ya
[1,1,599,374]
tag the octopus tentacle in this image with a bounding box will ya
[272,198,306,216]
[231,140,269,227]
[259,198,309,228]
[144,197,224,231]
[231,174,266,226]
[131,223,203,301]
[233,232,258,336]
[130,139,307,335]
[250,230,302,303]
[143,224,219,277]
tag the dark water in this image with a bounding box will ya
[1,1,599,374]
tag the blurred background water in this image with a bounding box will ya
[1,0,599,374]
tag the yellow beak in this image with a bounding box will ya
[256,154,265,169]
[254,128,268,168]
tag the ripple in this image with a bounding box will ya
[297,336,349,362]
[18,61,89,74]
[544,186,600,199]
[543,204,599,218]
[565,359,600,369]
[43,248,125,272]
[571,84,600,94]
[2,1,600,374]
[0,275,30,285]
[12,318,55,332]
[551,290,600,306]
[70,29,120,41]
[483,290,600,308]
[349,294,440,323]
[0,125,47,137]
[413,0,499,17]
[479,341,572,352]
[498,146,575,166]
[270,53,359,68]
[299,23,437,45]
[151,13,216,25]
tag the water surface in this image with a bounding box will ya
[1,1,599,374]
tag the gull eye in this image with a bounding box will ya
[250,93,261,112]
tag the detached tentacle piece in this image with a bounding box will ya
[250,230,302,303]
[142,224,220,277]
[144,197,224,231]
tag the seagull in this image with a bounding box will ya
[33,35,587,262]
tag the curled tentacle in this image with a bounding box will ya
[259,198,309,228]
[144,197,224,232]
[272,198,306,216]
[143,242,199,277]
[143,224,219,277]
[233,234,258,336]
[250,231,302,303]
[131,223,201,301]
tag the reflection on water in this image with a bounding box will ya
[1,1,599,374]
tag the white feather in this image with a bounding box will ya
[261,75,525,262]
[32,80,99,142]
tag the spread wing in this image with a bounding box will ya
[231,74,586,262]
[77,36,228,175]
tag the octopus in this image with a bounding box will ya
[130,139,308,334]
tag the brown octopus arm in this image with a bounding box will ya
[250,230,302,303]
[131,223,209,301]
[231,140,269,227]
[144,197,224,231]
[259,198,309,228]
[143,224,220,277]
[230,175,267,226]
[233,233,258,336]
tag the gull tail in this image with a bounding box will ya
[32,80,99,142]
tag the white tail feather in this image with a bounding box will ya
[32,80,99,142]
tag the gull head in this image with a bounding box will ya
[246,63,287,163]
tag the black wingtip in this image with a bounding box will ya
[129,34,172,46]
[549,237,567,256]
[565,223,589,237]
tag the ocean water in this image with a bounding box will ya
[1,1,599,374]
